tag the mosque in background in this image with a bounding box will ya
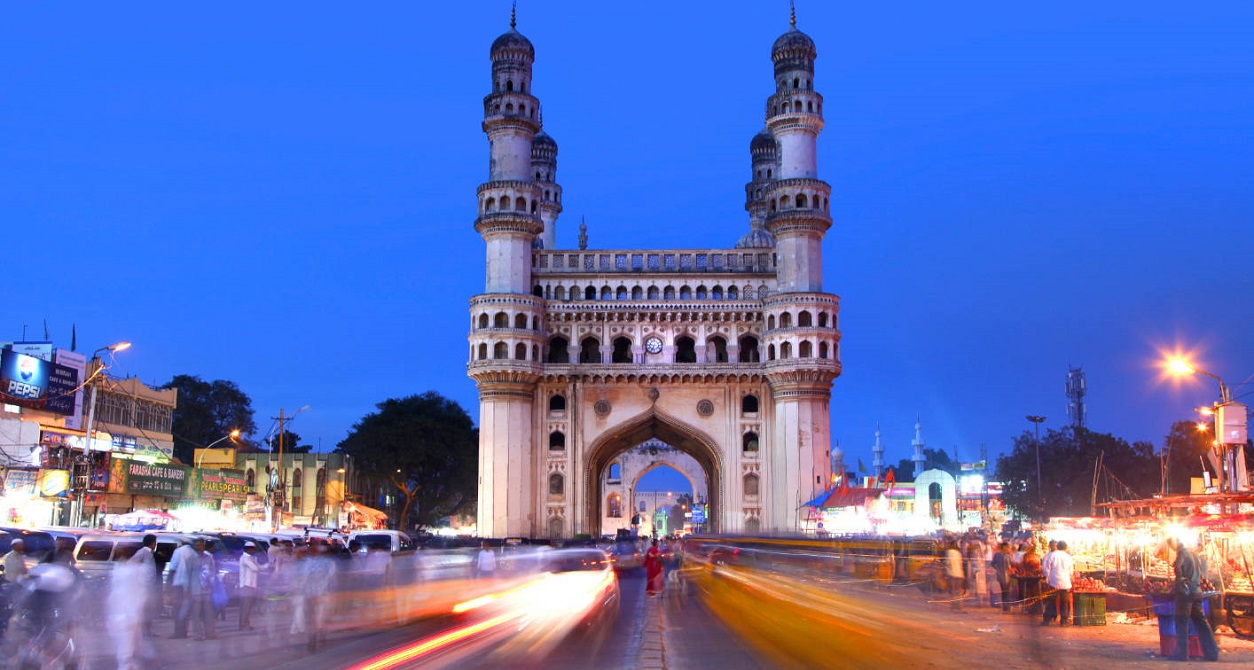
[467,8,841,538]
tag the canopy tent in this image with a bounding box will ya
[344,501,389,529]
[804,487,884,509]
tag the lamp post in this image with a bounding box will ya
[1026,415,1046,506]
[269,405,310,530]
[76,341,131,527]
[195,429,241,470]
[1167,357,1247,495]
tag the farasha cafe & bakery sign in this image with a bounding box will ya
[124,462,188,497]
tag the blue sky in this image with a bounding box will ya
[5,2,1252,493]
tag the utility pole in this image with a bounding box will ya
[1026,415,1046,510]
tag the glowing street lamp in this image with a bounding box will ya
[1165,355,1248,494]
[196,429,241,469]
[76,340,131,526]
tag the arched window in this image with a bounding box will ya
[555,286,567,301]
[514,314,527,329]
[585,286,596,300]
[514,196,526,211]
[477,314,489,329]
[780,312,793,328]
[798,311,812,327]
[739,336,760,363]
[532,344,539,360]
[506,79,513,91]
[695,285,708,299]
[631,286,643,300]
[549,394,566,411]
[608,463,621,482]
[493,342,508,359]
[767,344,776,360]
[548,516,564,538]
[780,342,793,358]
[579,337,601,364]
[647,286,660,300]
[744,473,760,496]
[796,194,808,208]
[728,286,739,300]
[679,286,692,300]
[675,336,697,363]
[663,286,676,300]
[799,341,813,358]
[767,315,776,329]
[818,312,828,327]
[532,285,543,297]
[514,343,527,360]
[484,197,496,212]
[549,473,564,495]
[612,337,633,364]
[477,343,488,360]
[548,336,569,363]
[607,494,622,518]
[820,342,830,359]
[792,77,800,89]
[549,431,565,450]
[600,286,612,300]
[743,431,760,452]
[291,467,303,515]
[711,285,723,300]
[742,285,754,299]
[246,468,255,492]
[532,316,540,330]
[616,286,628,300]
[742,395,759,414]
[708,336,728,363]
[494,312,508,328]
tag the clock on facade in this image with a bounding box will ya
[645,336,663,354]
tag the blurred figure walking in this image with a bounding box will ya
[644,539,664,596]
[167,539,203,639]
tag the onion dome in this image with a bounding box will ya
[735,228,776,249]
[772,28,816,58]
[750,129,776,153]
[491,28,534,60]
[533,131,557,153]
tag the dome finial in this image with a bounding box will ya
[510,1,517,29]
[790,1,796,29]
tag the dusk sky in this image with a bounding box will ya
[5,2,1252,493]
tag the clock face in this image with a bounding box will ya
[645,336,663,354]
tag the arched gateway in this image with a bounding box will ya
[468,13,841,538]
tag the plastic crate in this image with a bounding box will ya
[1158,633,1202,659]
[1150,595,1209,617]
[1157,614,1203,637]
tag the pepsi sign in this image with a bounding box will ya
[0,348,78,415]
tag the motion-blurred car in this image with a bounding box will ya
[0,527,57,567]
[607,542,643,571]
[539,548,620,632]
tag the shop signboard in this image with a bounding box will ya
[190,468,250,501]
[3,469,38,497]
[53,350,86,430]
[0,348,78,415]
[107,457,128,493]
[123,461,188,497]
[691,505,706,524]
[36,469,70,497]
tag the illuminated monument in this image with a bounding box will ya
[467,8,841,538]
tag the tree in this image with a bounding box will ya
[162,374,257,465]
[336,392,478,531]
[1162,419,1220,495]
[995,426,1158,520]
[892,448,960,480]
[265,430,313,455]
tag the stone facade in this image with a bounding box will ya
[469,14,841,538]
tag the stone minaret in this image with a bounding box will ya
[468,9,548,538]
[761,7,842,528]
[532,131,562,250]
[911,416,927,479]
[737,129,777,249]
[872,423,885,479]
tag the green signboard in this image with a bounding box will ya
[189,468,250,501]
[123,461,189,497]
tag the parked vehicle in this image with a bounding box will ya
[72,532,145,584]
[607,541,643,572]
[0,527,57,567]
[348,529,416,555]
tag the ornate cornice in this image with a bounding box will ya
[764,209,832,236]
[474,212,543,236]
[540,369,765,385]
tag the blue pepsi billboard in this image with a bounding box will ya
[0,348,78,415]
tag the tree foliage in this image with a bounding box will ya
[1162,419,1220,495]
[995,427,1157,520]
[162,374,257,465]
[336,392,478,530]
[892,448,960,480]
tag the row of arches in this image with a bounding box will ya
[548,394,759,414]
[544,334,762,364]
[765,340,834,360]
[473,341,541,362]
[494,78,529,94]
[475,311,542,331]
[482,194,539,215]
[772,97,822,116]
[766,309,836,330]
[778,76,813,91]
[532,283,771,302]
[767,192,829,213]
[487,100,538,120]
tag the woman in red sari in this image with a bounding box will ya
[644,538,664,596]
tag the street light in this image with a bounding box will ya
[1168,358,1232,403]
[76,341,131,527]
[1026,415,1046,503]
[195,429,241,470]
[1166,355,1248,496]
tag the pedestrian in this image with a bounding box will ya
[1040,540,1058,623]
[2,539,28,584]
[1043,540,1073,626]
[964,534,985,604]
[108,555,153,669]
[238,541,267,630]
[201,541,227,626]
[476,542,497,578]
[128,534,160,637]
[945,540,965,610]
[644,538,664,596]
[1167,537,1220,661]
[167,539,203,639]
[990,542,1013,612]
